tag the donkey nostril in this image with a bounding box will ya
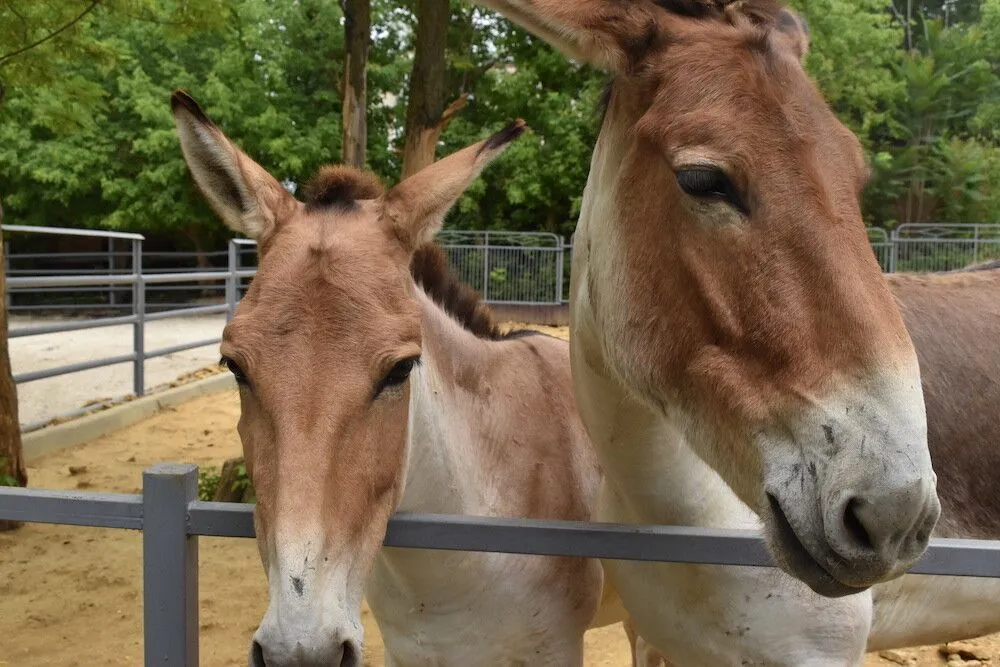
[843,497,874,550]
[249,640,266,667]
[340,640,360,667]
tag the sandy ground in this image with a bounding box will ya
[1,322,996,666]
[8,314,228,427]
[0,390,632,667]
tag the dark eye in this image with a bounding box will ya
[374,357,420,399]
[675,167,747,215]
[220,356,249,386]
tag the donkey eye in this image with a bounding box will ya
[220,356,249,386]
[675,167,747,214]
[374,357,420,399]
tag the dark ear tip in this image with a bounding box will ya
[170,89,211,124]
[481,119,529,154]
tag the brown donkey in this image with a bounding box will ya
[629,265,1000,664]
[171,91,618,667]
[471,0,939,600]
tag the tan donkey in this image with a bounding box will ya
[171,90,619,667]
[465,0,942,664]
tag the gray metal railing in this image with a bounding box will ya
[436,230,567,305]
[6,224,1000,431]
[1,463,999,665]
[3,225,257,432]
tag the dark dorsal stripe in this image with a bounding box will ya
[410,244,539,341]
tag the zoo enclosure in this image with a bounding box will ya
[0,463,998,665]
[5,223,1000,430]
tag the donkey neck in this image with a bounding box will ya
[396,287,495,515]
[570,87,760,531]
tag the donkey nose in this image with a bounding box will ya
[827,480,940,580]
[249,638,361,667]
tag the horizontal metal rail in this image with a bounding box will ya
[143,303,229,322]
[7,273,139,288]
[144,337,221,360]
[0,486,143,529]
[3,484,1000,576]
[1,224,144,240]
[13,352,137,383]
[8,314,139,338]
[8,270,243,289]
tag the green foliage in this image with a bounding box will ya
[197,461,253,502]
[197,465,220,501]
[0,457,19,487]
[0,0,998,239]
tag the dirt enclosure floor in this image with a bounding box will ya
[0,324,997,666]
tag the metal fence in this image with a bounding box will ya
[3,226,256,431]
[889,223,1000,273]
[436,230,566,305]
[6,224,1000,431]
[7,225,1000,315]
[0,463,998,666]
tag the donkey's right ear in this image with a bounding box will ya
[471,0,666,71]
[776,8,810,62]
[171,90,296,241]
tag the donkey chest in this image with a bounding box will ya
[365,551,575,666]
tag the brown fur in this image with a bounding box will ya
[409,243,537,341]
[304,165,384,208]
[174,93,611,663]
[887,269,1000,539]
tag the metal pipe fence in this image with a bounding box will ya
[3,225,257,433]
[1,463,998,665]
[5,224,1000,431]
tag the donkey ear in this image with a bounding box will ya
[776,8,810,61]
[383,120,526,252]
[472,0,672,71]
[170,90,296,241]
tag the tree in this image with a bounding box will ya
[401,0,460,178]
[0,200,27,533]
[341,0,371,168]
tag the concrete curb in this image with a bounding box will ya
[23,373,236,462]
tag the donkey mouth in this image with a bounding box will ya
[765,493,869,599]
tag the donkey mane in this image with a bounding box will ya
[299,162,537,341]
[410,243,538,341]
[655,0,782,21]
[304,165,384,210]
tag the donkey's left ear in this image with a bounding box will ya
[383,120,527,252]
[171,90,296,242]
[776,8,810,62]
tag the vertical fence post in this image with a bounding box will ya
[888,229,899,274]
[143,463,199,667]
[973,224,981,265]
[108,238,117,308]
[555,237,565,305]
[3,239,10,311]
[226,240,238,324]
[482,232,490,303]
[132,238,145,397]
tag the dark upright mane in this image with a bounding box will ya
[410,244,538,341]
[304,165,384,210]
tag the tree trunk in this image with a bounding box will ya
[401,0,463,179]
[212,456,254,504]
[0,200,27,532]
[341,0,370,169]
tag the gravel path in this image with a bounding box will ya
[8,314,228,427]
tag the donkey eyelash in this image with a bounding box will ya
[373,356,422,400]
[220,356,250,386]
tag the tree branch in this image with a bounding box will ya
[436,93,470,131]
[0,0,104,68]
